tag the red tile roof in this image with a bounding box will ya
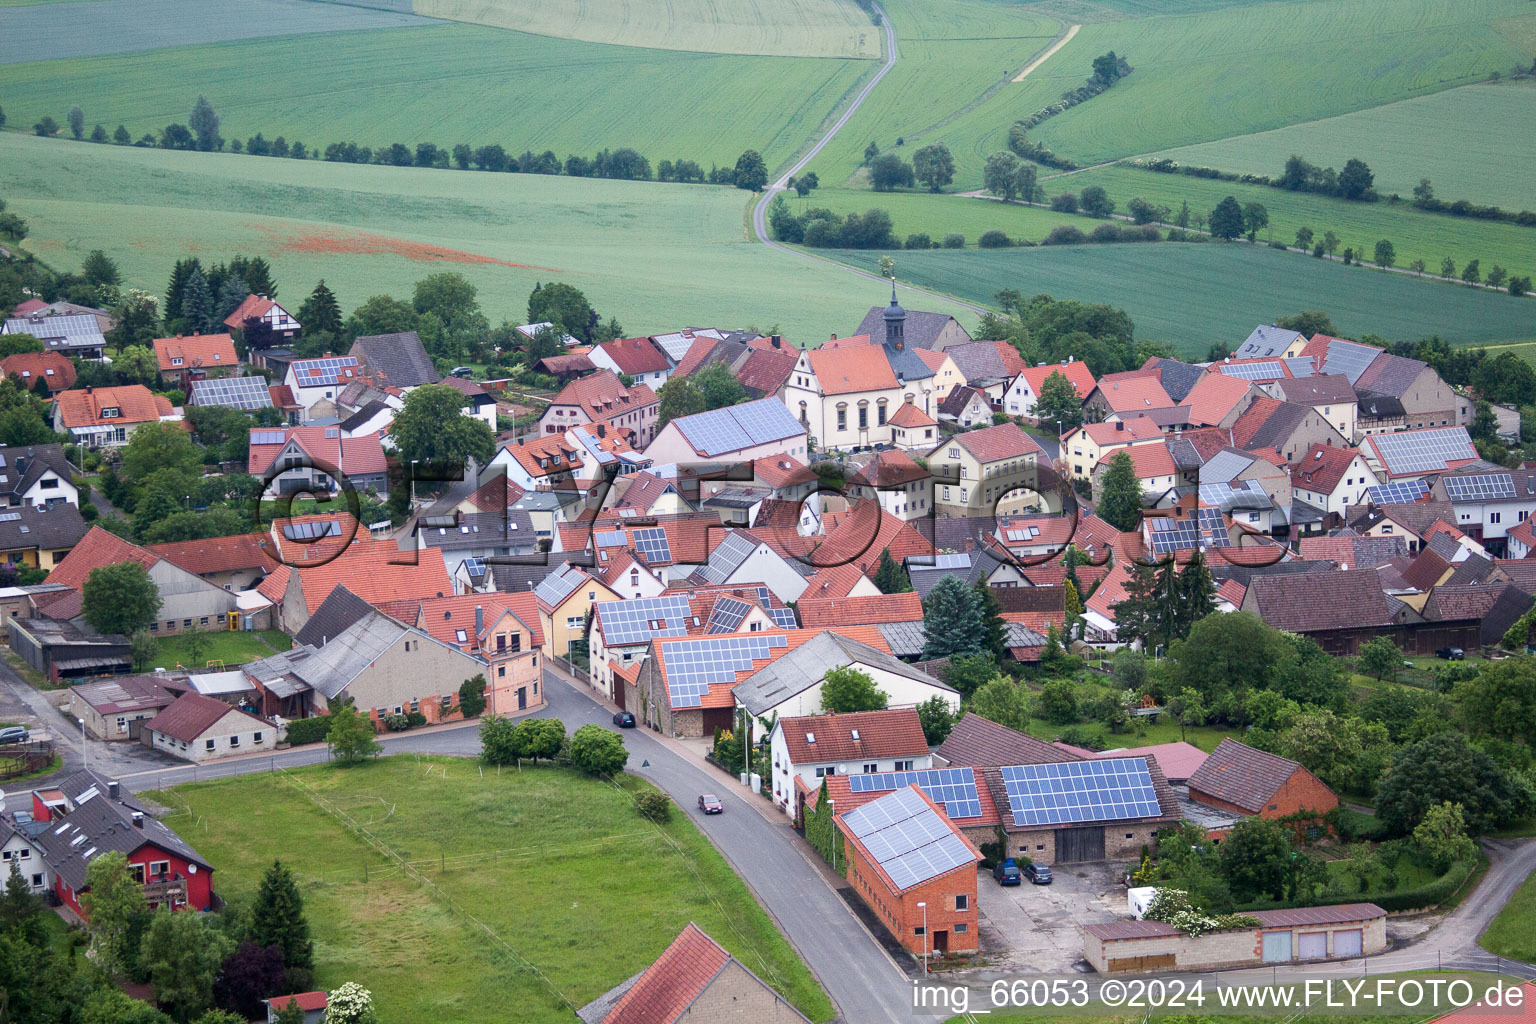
[223,293,282,328]
[797,561,873,600]
[1099,440,1175,479]
[546,370,657,427]
[257,539,451,615]
[1291,443,1362,494]
[796,592,922,627]
[147,534,270,577]
[1,351,75,393]
[11,298,47,317]
[596,336,670,375]
[814,500,934,575]
[603,924,734,1024]
[146,691,265,743]
[500,433,582,481]
[752,453,816,490]
[1229,395,1282,448]
[54,385,168,428]
[850,449,927,487]
[887,402,936,428]
[735,348,796,396]
[247,426,388,477]
[44,526,160,590]
[267,384,299,409]
[414,592,544,651]
[1069,416,1163,447]
[266,993,328,1013]
[1085,560,1135,622]
[1095,376,1174,414]
[1181,372,1252,427]
[778,707,927,763]
[1188,738,1311,814]
[1018,360,1096,400]
[951,422,1046,464]
[152,334,238,373]
[806,344,898,395]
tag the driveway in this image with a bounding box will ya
[977,862,1122,973]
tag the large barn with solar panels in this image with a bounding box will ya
[642,397,809,467]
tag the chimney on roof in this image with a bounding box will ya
[258,294,268,300]
[830,333,837,341]
[108,781,119,800]
[475,605,483,635]
[770,335,782,349]
[132,811,144,828]
[1115,421,1124,431]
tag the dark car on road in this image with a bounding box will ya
[992,859,1022,886]
[0,726,29,745]
[612,711,636,728]
[1025,862,1053,885]
[1436,647,1465,661]
[698,794,723,814]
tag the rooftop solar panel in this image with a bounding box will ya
[533,564,586,609]
[766,607,798,629]
[697,531,760,585]
[663,633,788,708]
[1444,472,1516,502]
[633,526,673,563]
[598,593,694,646]
[1148,516,1200,554]
[998,758,1161,827]
[847,768,982,820]
[190,375,274,410]
[1216,361,1286,381]
[839,786,975,891]
[251,430,288,445]
[1365,479,1429,505]
[290,357,360,387]
[705,596,750,633]
[1198,479,1269,511]
[1320,340,1381,384]
[1368,427,1477,476]
[282,520,341,541]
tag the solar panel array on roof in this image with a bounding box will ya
[1216,360,1286,381]
[1198,479,1269,510]
[190,376,274,410]
[291,357,360,386]
[998,758,1161,827]
[533,564,585,608]
[697,531,760,584]
[1005,526,1041,541]
[766,607,798,629]
[1320,341,1380,384]
[1199,448,1254,484]
[1283,357,1319,378]
[632,526,673,563]
[283,520,341,540]
[705,596,750,633]
[1148,516,1200,554]
[840,786,975,891]
[1366,479,1429,505]
[1444,472,1517,502]
[675,399,803,457]
[251,430,288,445]
[600,593,694,645]
[665,634,788,708]
[848,768,982,819]
[931,553,971,569]
[1197,507,1230,548]
[594,530,627,548]
[1369,427,1476,475]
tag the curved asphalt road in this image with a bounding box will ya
[747,3,990,318]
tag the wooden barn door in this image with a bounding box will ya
[1054,827,1105,862]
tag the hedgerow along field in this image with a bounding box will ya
[0,22,870,170]
[0,134,977,345]
[832,244,1536,354]
[1041,163,1536,281]
[159,757,834,1024]
[805,0,1534,190]
[1145,81,1536,213]
[404,0,883,57]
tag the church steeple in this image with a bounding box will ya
[882,281,906,351]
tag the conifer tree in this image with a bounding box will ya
[165,257,203,327]
[872,549,910,593]
[1096,450,1142,531]
[1174,553,1217,637]
[974,581,1007,659]
[921,576,986,659]
[248,860,313,973]
[180,267,214,335]
[298,280,343,338]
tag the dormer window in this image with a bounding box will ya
[171,357,184,366]
[100,407,120,418]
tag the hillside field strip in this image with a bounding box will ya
[804,186,1092,244]
[0,134,976,345]
[160,757,833,1024]
[0,24,870,170]
[1037,164,1536,279]
[831,244,1536,354]
[803,0,1534,190]
[407,0,883,57]
[0,0,436,63]
[1147,81,1536,212]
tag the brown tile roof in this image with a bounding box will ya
[145,690,264,743]
[1018,360,1096,400]
[778,707,927,763]
[1189,738,1321,814]
[147,534,271,577]
[547,370,658,425]
[223,293,283,328]
[1,351,75,393]
[1245,567,1393,632]
[735,348,796,397]
[934,712,1081,767]
[597,336,671,375]
[1291,443,1363,494]
[1068,416,1163,447]
[939,385,987,418]
[1275,373,1356,406]
[850,449,927,487]
[951,422,1046,464]
[54,385,167,428]
[806,344,898,395]
[1421,583,1505,623]
[152,334,238,373]
[796,592,922,627]
[1182,372,1252,427]
[45,525,160,590]
[602,923,733,1024]
[1095,376,1174,414]
[1091,741,1208,781]
[1401,548,1453,591]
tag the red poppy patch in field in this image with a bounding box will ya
[250,224,560,272]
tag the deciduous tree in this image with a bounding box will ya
[868,153,914,192]
[821,665,889,713]
[1218,816,1293,902]
[1376,731,1528,836]
[83,561,162,637]
[912,143,955,192]
[1034,369,1082,429]
[570,723,627,775]
[81,851,147,977]
[143,909,232,1022]
[389,383,495,471]
[733,150,767,192]
[1357,635,1400,681]
[457,675,488,718]
[1373,239,1395,269]
[325,703,380,765]
[1209,196,1245,240]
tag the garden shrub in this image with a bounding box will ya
[283,717,332,745]
[635,790,672,823]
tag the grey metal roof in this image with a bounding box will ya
[733,631,954,716]
[348,331,440,387]
[1234,325,1302,359]
[418,511,535,550]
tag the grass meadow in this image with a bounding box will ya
[160,756,833,1024]
[151,629,292,670]
[831,243,1536,354]
[1480,863,1536,960]
[408,0,884,58]
[0,23,870,170]
[1041,164,1536,278]
[1148,81,1536,212]
[807,0,1534,189]
[804,187,1090,244]
[0,134,976,344]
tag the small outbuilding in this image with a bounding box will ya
[144,691,276,762]
[263,992,327,1024]
[1084,903,1387,972]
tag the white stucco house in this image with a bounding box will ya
[767,707,933,818]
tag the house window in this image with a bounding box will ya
[254,732,263,743]
[199,616,208,625]
[183,619,192,628]
[205,739,215,750]
[498,665,506,678]
[955,923,968,934]
[229,735,240,747]
[837,406,847,431]
[149,860,169,877]
[895,760,914,771]
[914,926,926,936]
[1491,512,1502,524]
[862,763,878,773]
[1126,833,1134,839]
[955,894,968,911]
[129,863,145,884]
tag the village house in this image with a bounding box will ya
[1084,903,1387,972]
[186,375,278,416]
[1,351,75,395]
[224,293,301,340]
[1269,374,1359,441]
[576,923,812,1024]
[347,330,440,388]
[1,816,49,893]
[1230,398,1351,464]
[413,509,539,579]
[1062,418,1163,481]
[281,357,365,417]
[853,301,973,352]
[588,335,673,390]
[414,592,545,715]
[247,425,389,496]
[1084,375,1175,422]
[67,674,181,741]
[1290,444,1381,516]
[848,450,931,521]
[31,770,215,918]
[0,502,88,572]
[929,423,1048,518]
[3,312,107,361]
[532,562,621,660]
[1182,372,1256,430]
[46,526,241,635]
[1188,738,1339,827]
[613,471,693,517]
[52,386,176,448]
[1234,324,1307,359]
[834,785,982,957]
[1005,359,1096,422]
[943,340,1027,405]
[146,533,271,592]
[937,385,992,427]
[145,690,277,762]
[1430,467,1536,550]
[437,375,500,431]
[1094,440,1182,503]
[536,370,659,447]
[642,398,808,468]
[767,707,932,817]
[152,333,239,387]
[887,402,940,451]
[1362,425,1479,481]
[735,345,799,401]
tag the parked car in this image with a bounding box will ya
[1024,862,1053,885]
[0,726,30,745]
[992,859,1022,886]
[450,366,475,378]
[1436,647,1465,661]
[612,711,636,728]
[698,794,723,815]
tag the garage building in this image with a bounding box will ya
[1084,903,1387,972]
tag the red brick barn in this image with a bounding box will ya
[835,785,982,958]
[1187,738,1338,838]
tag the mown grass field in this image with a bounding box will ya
[151,629,292,670]
[1482,865,1536,959]
[831,243,1536,353]
[808,0,1534,189]
[1042,164,1536,278]
[408,0,882,57]
[0,23,869,169]
[1148,81,1536,212]
[161,757,833,1024]
[0,134,976,344]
